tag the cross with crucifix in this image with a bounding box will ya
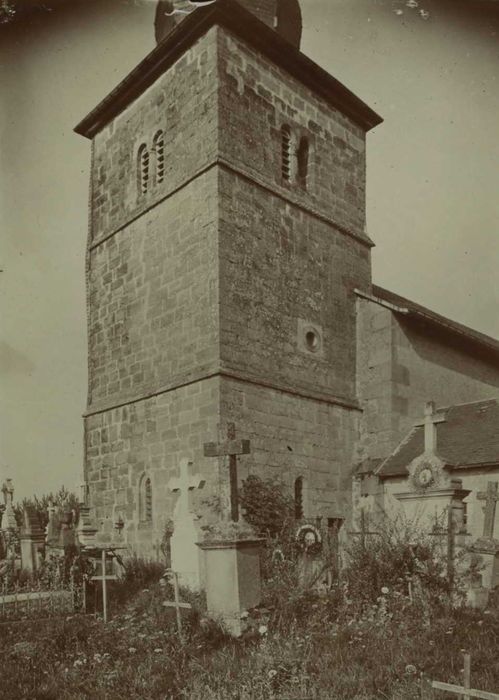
[477,481,499,540]
[168,458,205,519]
[203,422,251,522]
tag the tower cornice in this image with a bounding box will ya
[74,0,382,139]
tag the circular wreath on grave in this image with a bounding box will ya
[411,460,438,491]
[295,524,323,555]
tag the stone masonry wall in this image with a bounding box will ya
[220,376,360,521]
[217,28,372,404]
[84,377,222,555]
[357,298,499,462]
[218,30,369,237]
[87,171,219,410]
[90,28,218,244]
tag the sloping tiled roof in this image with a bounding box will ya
[377,398,499,478]
[370,285,499,358]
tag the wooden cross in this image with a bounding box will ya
[477,481,499,539]
[91,548,118,623]
[162,569,192,642]
[203,422,250,522]
[168,459,205,519]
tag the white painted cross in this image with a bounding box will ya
[168,459,205,519]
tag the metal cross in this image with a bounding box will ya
[203,422,250,522]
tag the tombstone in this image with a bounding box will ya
[76,505,98,548]
[470,481,499,593]
[44,501,66,560]
[2,479,18,530]
[19,506,45,573]
[59,511,77,550]
[295,523,325,590]
[168,458,205,590]
[200,424,264,635]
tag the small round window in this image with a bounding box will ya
[305,329,320,353]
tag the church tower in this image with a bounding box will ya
[76,0,381,553]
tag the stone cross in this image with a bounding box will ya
[477,481,499,540]
[203,422,250,522]
[168,459,205,520]
[419,401,446,454]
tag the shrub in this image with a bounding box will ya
[239,474,295,539]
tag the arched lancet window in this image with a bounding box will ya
[294,476,304,520]
[281,124,292,181]
[153,130,165,185]
[297,136,309,188]
[139,474,153,523]
[137,144,149,195]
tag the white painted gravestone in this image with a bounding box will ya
[168,458,205,590]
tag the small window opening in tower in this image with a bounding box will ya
[305,329,319,352]
[153,130,165,184]
[281,125,292,181]
[297,136,309,188]
[137,144,149,195]
[139,474,153,523]
[294,476,304,519]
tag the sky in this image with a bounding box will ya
[1,0,498,500]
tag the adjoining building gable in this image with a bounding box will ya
[377,398,499,478]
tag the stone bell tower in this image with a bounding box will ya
[76,0,382,555]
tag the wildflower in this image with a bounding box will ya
[128,647,137,654]
[381,586,390,595]
[405,664,417,674]
[154,648,162,653]
[268,669,277,679]
[138,633,147,639]
[142,589,150,593]
[420,8,429,19]
[259,625,268,636]
[406,0,418,6]
[159,578,167,587]
[394,9,403,15]
[103,653,111,659]
[73,660,83,668]
[240,611,249,619]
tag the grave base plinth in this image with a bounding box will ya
[197,538,264,636]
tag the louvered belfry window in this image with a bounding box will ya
[153,130,165,185]
[281,124,292,181]
[137,144,149,195]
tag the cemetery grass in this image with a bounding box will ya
[1,579,498,700]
